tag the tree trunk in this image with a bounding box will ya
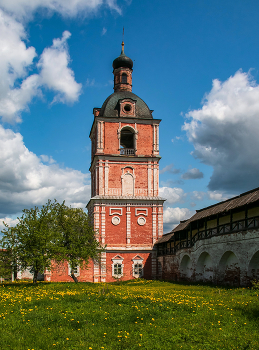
[33,270,39,284]
[70,271,78,283]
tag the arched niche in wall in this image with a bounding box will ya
[121,167,135,196]
[218,251,240,286]
[121,73,127,84]
[180,254,192,279]
[248,250,259,280]
[196,252,213,282]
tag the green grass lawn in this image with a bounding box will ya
[0,280,258,350]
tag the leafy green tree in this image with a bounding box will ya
[0,225,18,281]
[1,200,58,283]
[54,203,102,282]
[0,248,14,281]
[0,200,102,283]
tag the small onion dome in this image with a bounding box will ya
[113,42,133,70]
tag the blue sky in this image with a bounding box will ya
[1,0,259,233]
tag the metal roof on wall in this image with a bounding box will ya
[156,187,259,244]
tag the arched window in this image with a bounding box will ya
[121,73,127,84]
[120,127,135,155]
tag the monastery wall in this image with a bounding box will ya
[157,228,259,286]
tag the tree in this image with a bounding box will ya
[0,248,14,281]
[54,203,102,282]
[1,200,58,283]
[0,200,102,283]
[0,225,19,281]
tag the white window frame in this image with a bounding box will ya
[112,255,124,278]
[132,255,144,278]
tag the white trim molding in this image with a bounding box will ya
[135,208,148,216]
[112,255,124,278]
[109,208,123,216]
[132,255,144,278]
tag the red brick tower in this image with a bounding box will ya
[87,42,164,282]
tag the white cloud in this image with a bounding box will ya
[159,187,186,204]
[0,16,81,122]
[208,191,229,202]
[181,167,204,180]
[0,125,91,216]
[0,0,121,20]
[102,27,107,35]
[191,191,205,201]
[40,155,56,164]
[191,190,230,203]
[163,207,194,233]
[0,9,38,122]
[183,70,259,192]
[38,31,82,104]
[160,163,180,175]
[0,216,19,232]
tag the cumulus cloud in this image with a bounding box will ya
[0,9,38,122]
[38,31,82,104]
[181,167,204,180]
[191,190,229,203]
[0,0,121,20]
[163,207,194,233]
[40,155,56,164]
[159,187,186,204]
[0,14,81,123]
[183,70,259,193]
[160,163,181,175]
[0,125,91,216]
[0,216,19,232]
[208,191,229,202]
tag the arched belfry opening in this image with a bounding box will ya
[122,73,127,84]
[120,127,135,155]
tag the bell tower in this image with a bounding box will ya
[87,42,165,282]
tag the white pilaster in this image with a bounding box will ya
[153,164,158,197]
[97,121,104,153]
[104,160,109,195]
[157,205,163,238]
[93,261,100,283]
[126,205,131,245]
[148,161,152,196]
[100,251,106,282]
[101,205,106,244]
[99,161,104,196]
[94,205,100,233]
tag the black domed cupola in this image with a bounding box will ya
[113,42,133,92]
[113,42,133,70]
